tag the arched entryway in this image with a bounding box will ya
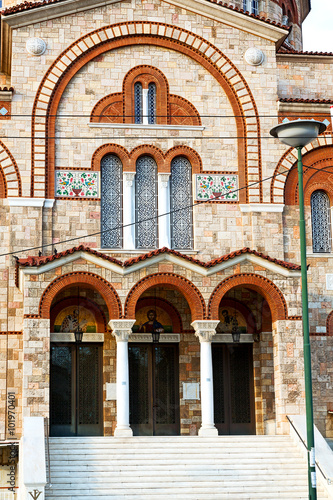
[212,286,274,435]
[49,283,110,437]
[126,277,203,436]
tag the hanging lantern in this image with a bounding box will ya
[152,327,162,344]
[231,317,241,343]
[74,325,84,343]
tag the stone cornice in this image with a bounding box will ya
[277,53,333,63]
[162,0,288,44]
[278,101,332,115]
[2,0,122,28]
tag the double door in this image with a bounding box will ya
[129,344,180,436]
[213,343,255,435]
[50,343,103,437]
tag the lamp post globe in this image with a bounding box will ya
[270,119,326,148]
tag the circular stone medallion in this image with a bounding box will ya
[244,47,264,66]
[26,38,47,56]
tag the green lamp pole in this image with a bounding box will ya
[270,119,326,500]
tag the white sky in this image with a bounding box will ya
[302,0,333,52]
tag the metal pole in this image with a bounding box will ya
[297,146,317,500]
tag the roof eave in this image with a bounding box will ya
[2,0,122,28]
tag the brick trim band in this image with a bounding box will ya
[124,272,206,321]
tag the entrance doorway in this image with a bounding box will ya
[50,343,103,437]
[213,343,255,435]
[129,344,180,436]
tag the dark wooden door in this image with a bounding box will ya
[129,344,180,436]
[213,343,255,435]
[50,343,103,437]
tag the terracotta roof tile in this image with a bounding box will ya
[17,245,301,271]
[2,0,289,30]
[278,45,333,56]
[279,98,333,104]
[0,87,14,91]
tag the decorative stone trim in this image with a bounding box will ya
[50,332,104,342]
[191,320,219,342]
[0,142,21,198]
[109,319,136,342]
[129,334,181,343]
[26,38,46,56]
[240,204,285,213]
[244,47,264,66]
[30,21,261,203]
[213,333,254,343]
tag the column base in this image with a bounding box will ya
[114,426,133,437]
[198,426,218,437]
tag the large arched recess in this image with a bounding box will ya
[208,273,288,323]
[38,272,122,320]
[31,21,262,203]
[271,133,333,204]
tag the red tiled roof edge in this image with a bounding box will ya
[279,98,333,104]
[1,0,290,31]
[0,86,14,91]
[278,46,333,56]
[17,244,301,270]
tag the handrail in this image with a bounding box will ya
[287,415,329,484]
[44,417,52,487]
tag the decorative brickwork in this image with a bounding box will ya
[208,273,288,323]
[38,272,122,320]
[326,311,333,336]
[30,21,261,202]
[124,273,206,321]
[0,141,21,198]
[271,133,333,204]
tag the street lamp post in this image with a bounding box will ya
[270,119,326,500]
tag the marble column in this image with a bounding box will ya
[123,172,136,249]
[191,320,219,436]
[158,173,171,248]
[109,319,136,437]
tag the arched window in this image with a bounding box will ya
[101,154,122,248]
[148,83,156,124]
[243,0,258,15]
[311,190,331,253]
[134,82,143,124]
[170,157,193,250]
[136,156,158,249]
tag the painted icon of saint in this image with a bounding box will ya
[139,309,164,334]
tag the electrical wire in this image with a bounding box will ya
[0,164,298,259]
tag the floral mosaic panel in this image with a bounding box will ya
[195,174,238,201]
[55,171,100,198]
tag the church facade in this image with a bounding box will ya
[0,0,332,454]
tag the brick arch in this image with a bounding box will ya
[123,65,169,125]
[165,146,202,174]
[31,21,261,203]
[130,145,166,171]
[38,272,122,320]
[91,143,131,171]
[325,311,333,336]
[0,141,21,198]
[124,273,206,321]
[271,135,333,204]
[208,273,288,323]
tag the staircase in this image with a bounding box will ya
[46,435,329,499]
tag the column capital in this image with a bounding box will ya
[123,171,136,187]
[191,320,219,342]
[109,319,136,342]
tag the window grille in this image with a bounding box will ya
[101,155,122,248]
[134,82,143,124]
[148,83,156,124]
[311,190,331,253]
[136,156,158,249]
[170,157,193,249]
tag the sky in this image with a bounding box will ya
[302,0,333,52]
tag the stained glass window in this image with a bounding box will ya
[101,154,122,248]
[170,157,193,249]
[134,82,143,124]
[148,83,156,124]
[311,190,331,253]
[136,156,158,249]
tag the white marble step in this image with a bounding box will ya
[45,436,328,500]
